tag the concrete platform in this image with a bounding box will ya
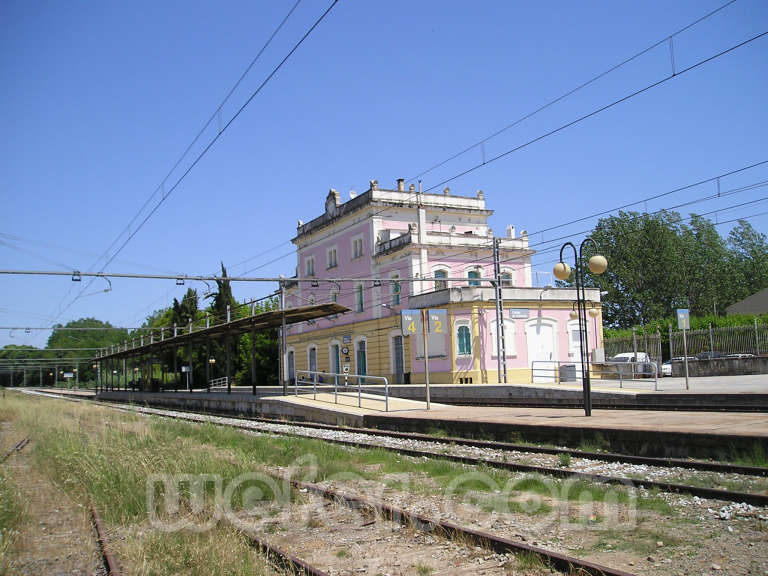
[91,388,768,459]
[365,405,768,459]
[95,389,437,427]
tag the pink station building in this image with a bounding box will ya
[283,178,603,386]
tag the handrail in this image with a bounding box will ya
[295,369,389,412]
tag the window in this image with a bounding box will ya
[434,268,448,291]
[305,256,315,277]
[355,284,364,312]
[500,271,514,287]
[327,247,337,269]
[330,289,338,303]
[456,321,472,356]
[467,269,481,287]
[352,236,364,259]
[390,274,400,305]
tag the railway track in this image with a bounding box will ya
[278,474,639,576]
[23,391,768,507]
[101,402,768,507]
[22,391,768,504]
[0,436,29,464]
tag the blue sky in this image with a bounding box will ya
[1,0,767,348]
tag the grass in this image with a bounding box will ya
[415,562,433,575]
[558,452,572,467]
[0,469,23,575]
[1,392,677,571]
[731,443,768,468]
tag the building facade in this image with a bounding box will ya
[283,179,603,385]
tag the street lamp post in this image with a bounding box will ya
[554,237,607,417]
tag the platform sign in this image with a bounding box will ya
[401,309,423,337]
[427,309,447,334]
[508,308,529,319]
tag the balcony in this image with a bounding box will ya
[376,232,412,255]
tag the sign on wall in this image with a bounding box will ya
[508,308,529,319]
[401,309,447,359]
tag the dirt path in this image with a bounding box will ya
[1,426,106,575]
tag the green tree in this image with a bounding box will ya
[728,220,768,300]
[679,214,733,317]
[587,210,687,327]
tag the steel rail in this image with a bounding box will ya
[91,505,122,576]
[237,527,331,576]
[0,437,29,464]
[20,391,768,505]
[105,404,768,507]
[123,405,768,477]
[285,476,638,576]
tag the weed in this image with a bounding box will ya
[335,548,348,558]
[558,452,572,467]
[415,562,433,575]
[731,443,768,468]
[515,551,548,571]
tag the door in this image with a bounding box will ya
[287,350,295,385]
[392,335,404,384]
[356,340,367,384]
[309,347,317,379]
[331,344,341,385]
[526,320,557,383]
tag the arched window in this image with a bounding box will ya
[456,321,472,356]
[500,270,514,287]
[433,268,448,291]
[467,268,481,287]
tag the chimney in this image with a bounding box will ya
[408,184,415,192]
[506,225,516,239]
[397,178,405,192]
[443,187,450,196]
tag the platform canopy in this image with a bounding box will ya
[95,303,349,361]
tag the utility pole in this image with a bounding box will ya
[492,237,508,383]
[280,279,287,396]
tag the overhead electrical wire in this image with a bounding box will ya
[406,0,740,183]
[49,0,339,325]
[223,24,768,284]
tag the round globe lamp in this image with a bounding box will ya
[553,262,571,281]
[588,254,608,275]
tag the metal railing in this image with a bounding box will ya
[208,376,228,390]
[531,360,659,390]
[605,320,767,363]
[375,232,412,255]
[295,370,390,412]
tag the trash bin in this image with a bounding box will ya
[559,364,577,382]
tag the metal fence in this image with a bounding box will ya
[604,319,767,364]
[668,321,767,358]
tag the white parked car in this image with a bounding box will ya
[608,352,653,377]
[661,356,696,376]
